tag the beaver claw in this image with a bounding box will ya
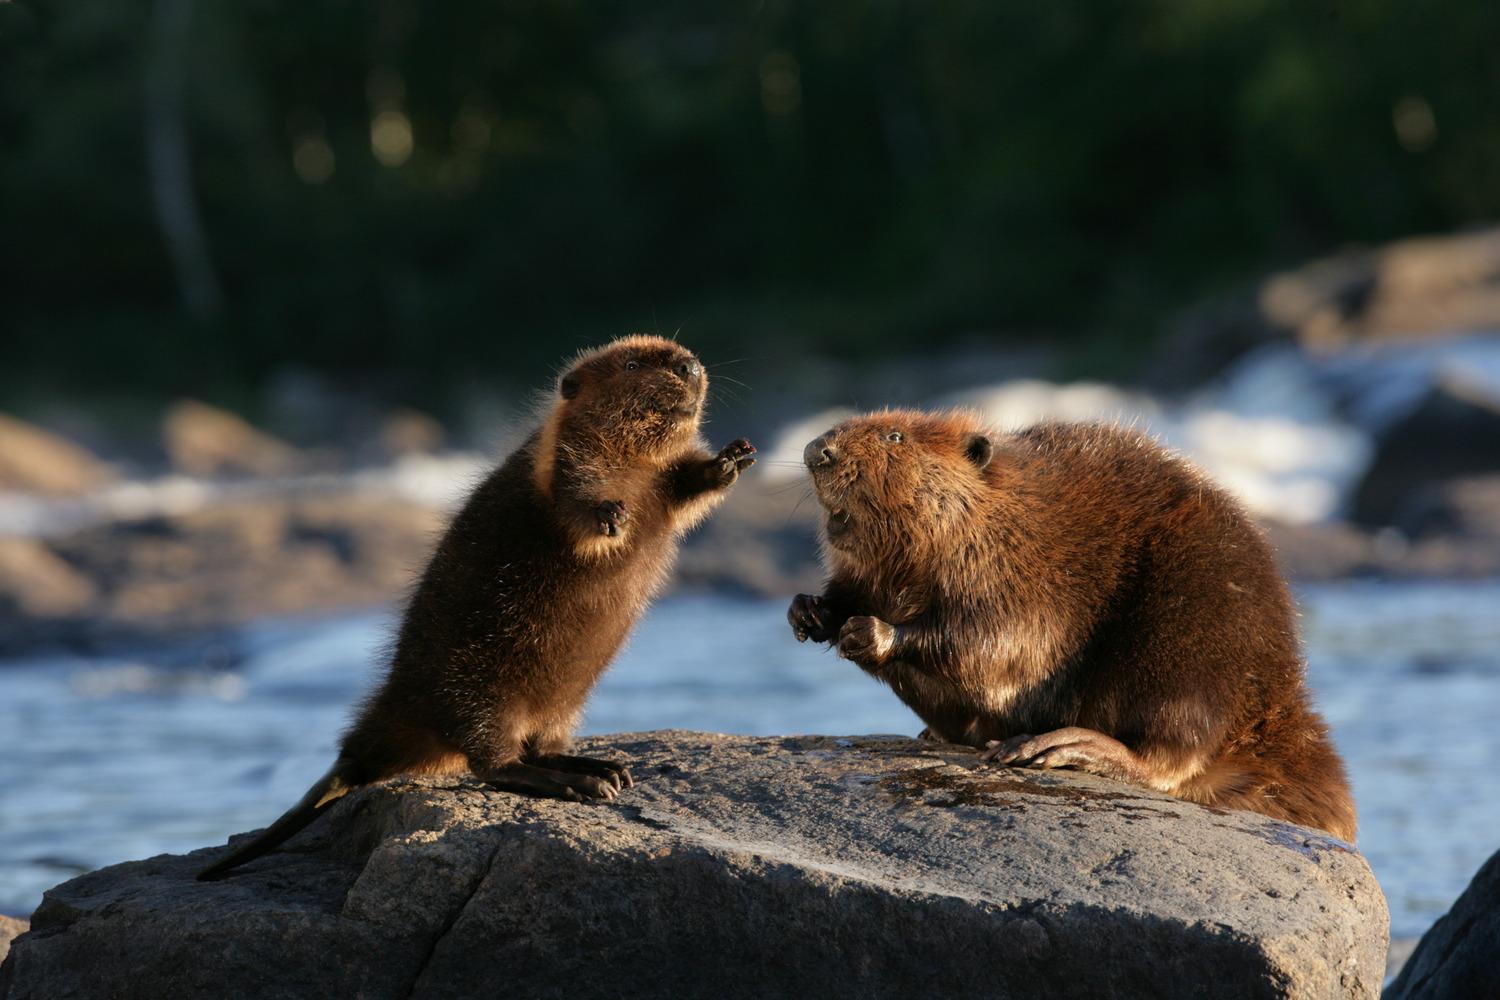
[595,500,628,536]
[711,438,757,487]
[788,593,831,643]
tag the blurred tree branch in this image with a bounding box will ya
[145,0,221,321]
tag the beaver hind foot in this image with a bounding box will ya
[528,753,633,790]
[981,727,1152,786]
[477,760,626,802]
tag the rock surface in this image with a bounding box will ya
[0,538,97,619]
[1260,519,1500,582]
[0,493,444,656]
[0,918,26,967]
[0,414,114,496]
[1264,226,1500,352]
[1386,846,1500,999]
[1352,375,1500,528]
[161,400,302,478]
[1398,475,1500,541]
[0,732,1387,999]
[378,408,446,459]
[1153,225,1500,387]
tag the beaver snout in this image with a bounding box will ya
[804,435,837,468]
[666,360,705,416]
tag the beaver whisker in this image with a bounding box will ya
[785,487,817,525]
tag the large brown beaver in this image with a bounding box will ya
[788,410,1356,841]
[199,335,755,880]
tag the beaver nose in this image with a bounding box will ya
[676,359,702,380]
[804,435,836,468]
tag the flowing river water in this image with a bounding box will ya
[3,579,1498,941]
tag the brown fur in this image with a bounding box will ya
[789,410,1356,841]
[199,335,755,879]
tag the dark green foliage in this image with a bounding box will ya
[2,0,1498,402]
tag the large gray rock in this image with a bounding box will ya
[1386,846,1500,999]
[0,732,1387,999]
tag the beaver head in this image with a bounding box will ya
[555,335,708,454]
[803,409,995,560]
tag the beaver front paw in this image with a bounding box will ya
[788,593,832,643]
[595,500,628,536]
[838,616,896,666]
[710,438,757,487]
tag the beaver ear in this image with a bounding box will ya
[963,433,993,471]
[559,374,580,400]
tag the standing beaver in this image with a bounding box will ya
[788,410,1355,841]
[199,335,755,880]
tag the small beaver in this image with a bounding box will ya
[788,410,1355,841]
[199,335,755,880]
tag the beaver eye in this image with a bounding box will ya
[886,431,903,443]
[625,360,640,371]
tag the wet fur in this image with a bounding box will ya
[793,411,1356,841]
[199,335,753,879]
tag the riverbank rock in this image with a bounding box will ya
[1152,225,1500,387]
[1386,846,1500,999]
[0,492,443,655]
[0,733,1387,999]
[1400,475,1500,539]
[1352,375,1500,528]
[1261,519,1500,581]
[0,918,26,967]
[673,476,822,597]
[378,408,446,459]
[3,451,1496,659]
[161,400,301,478]
[0,538,97,618]
[1257,225,1500,354]
[0,414,114,496]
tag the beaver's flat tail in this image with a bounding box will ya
[196,764,354,881]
